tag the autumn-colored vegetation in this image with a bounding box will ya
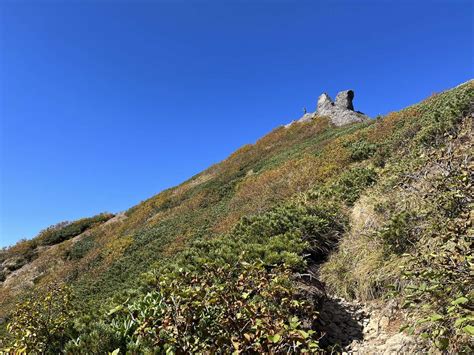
[1,81,473,353]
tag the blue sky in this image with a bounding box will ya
[0,0,472,247]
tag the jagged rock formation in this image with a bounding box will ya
[335,90,354,110]
[317,90,369,126]
[287,89,370,127]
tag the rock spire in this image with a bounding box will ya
[288,89,369,127]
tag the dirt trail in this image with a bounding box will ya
[318,295,428,354]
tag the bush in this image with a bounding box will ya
[65,321,124,354]
[378,212,415,255]
[398,154,473,352]
[74,261,320,353]
[348,140,377,162]
[66,235,96,261]
[5,283,75,353]
[39,213,113,246]
[66,196,346,352]
[169,202,345,274]
[332,167,377,206]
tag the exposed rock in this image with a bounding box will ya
[316,90,369,126]
[335,90,355,110]
[317,93,334,111]
[317,296,365,349]
[289,89,370,128]
[319,295,429,354]
[103,211,127,226]
[298,112,315,123]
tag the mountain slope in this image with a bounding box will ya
[1,81,473,353]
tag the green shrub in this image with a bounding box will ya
[398,156,473,352]
[378,211,415,255]
[5,283,75,353]
[332,167,377,205]
[39,213,113,246]
[65,321,124,354]
[166,202,345,275]
[66,197,346,352]
[74,261,320,353]
[348,140,377,162]
[66,235,96,261]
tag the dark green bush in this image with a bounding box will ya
[64,197,346,353]
[378,211,415,255]
[171,202,345,273]
[69,261,320,354]
[66,236,96,261]
[39,213,113,246]
[332,167,377,205]
[65,321,124,354]
[348,140,377,162]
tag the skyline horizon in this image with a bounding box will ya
[2,77,472,248]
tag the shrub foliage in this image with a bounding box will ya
[5,284,75,354]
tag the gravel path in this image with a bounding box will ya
[317,296,428,354]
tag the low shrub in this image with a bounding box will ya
[64,196,346,352]
[398,150,473,352]
[378,211,416,255]
[332,167,377,206]
[66,235,96,261]
[89,261,320,353]
[4,283,75,353]
[348,139,377,162]
[39,213,113,246]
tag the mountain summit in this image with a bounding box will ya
[289,89,369,127]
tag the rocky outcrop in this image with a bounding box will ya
[287,89,370,127]
[316,90,369,126]
[335,90,354,110]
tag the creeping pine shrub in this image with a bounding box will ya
[347,139,377,162]
[39,213,113,246]
[168,203,345,274]
[5,283,75,354]
[95,261,320,354]
[66,200,345,353]
[378,211,416,255]
[331,167,377,206]
[65,321,125,354]
[65,235,96,261]
[231,204,344,264]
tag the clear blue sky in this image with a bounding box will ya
[0,0,472,247]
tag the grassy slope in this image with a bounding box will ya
[1,80,472,351]
[0,115,362,332]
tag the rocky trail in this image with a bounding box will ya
[317,296,427,354]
